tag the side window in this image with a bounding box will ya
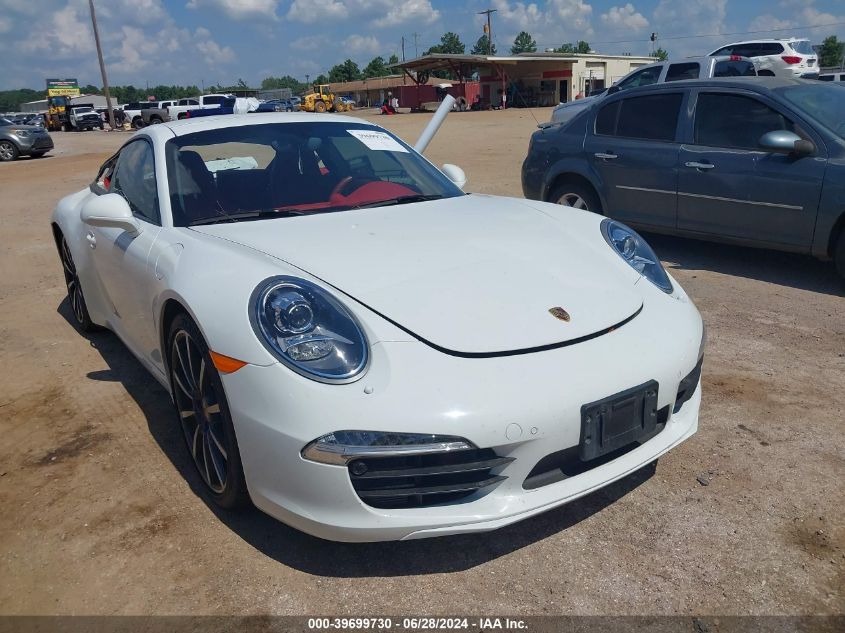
[666,63,700,82]
[694,93,794,150]
[204,96,224,106]
[714,60,757,77]
[613,93,683,141]
[111,141,160,225]
[93,156,118,193]
[616,65,663,90]
[595,101,620,136]
[759,43,785,56]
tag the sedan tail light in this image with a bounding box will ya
[781,56,802,65]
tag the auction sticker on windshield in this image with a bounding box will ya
[347,129,408,152]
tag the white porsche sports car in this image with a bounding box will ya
[52,114,704,542]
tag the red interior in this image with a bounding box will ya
[274,180,417,214]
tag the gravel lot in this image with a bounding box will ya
[0,110,843,616]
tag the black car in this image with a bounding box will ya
[522,77,845,277]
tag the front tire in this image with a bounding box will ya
[314,100,327,114]
[550,181,601,213]
[168,314,250,510]
[0,140,19,162]
[59,235,97,332]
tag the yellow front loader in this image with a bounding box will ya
[301,85,346,113]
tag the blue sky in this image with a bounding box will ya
[2,0,844,90]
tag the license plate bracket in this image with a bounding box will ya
[579,380,659,462]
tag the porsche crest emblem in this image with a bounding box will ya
[549,307,571,322]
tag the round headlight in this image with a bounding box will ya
[251,277,369,383]
[601,219,673,294]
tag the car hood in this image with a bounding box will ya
[191,195,642,354]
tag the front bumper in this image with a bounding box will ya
[222,284,703,542]
[16,134,54,155]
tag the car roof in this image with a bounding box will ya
[154,112,369,138]
[614,76,806,97]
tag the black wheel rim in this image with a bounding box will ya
[61,237,86,325]
[171,331,228,494]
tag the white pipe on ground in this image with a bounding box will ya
[414,94,456,154]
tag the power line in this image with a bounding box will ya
[573,20,845,47]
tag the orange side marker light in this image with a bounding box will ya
[209,350,248,373]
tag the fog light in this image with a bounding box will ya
[302,431,475,465]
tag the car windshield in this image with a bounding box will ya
[75,107,94,113]
[166,122,464,226]
[791,40,814,55]
[777,83,845,139]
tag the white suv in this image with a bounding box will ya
[709,38,818,78]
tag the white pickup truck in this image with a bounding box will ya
[167,94,232,120]
[122,100,176,129]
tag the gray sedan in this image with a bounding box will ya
[522,78,845,278]
[0,117,54,161]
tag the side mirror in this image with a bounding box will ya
[607,85,620,95]
[81,193,141,235]
[758,130,814,157]
[441,163,467,190]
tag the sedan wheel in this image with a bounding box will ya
[168,315,249,509]
[59,235,96,331]
[0,140,19,162]
[550,182,601,214]
[557,193,589,210]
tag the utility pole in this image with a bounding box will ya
[401,36,405,61]
[412,32,419,57]
[650,32,658,55]
[478,8,497,55]
[305,73,310,87]
[88,0,115,129]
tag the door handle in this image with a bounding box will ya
[594,152,618,160]
[685,161,715,170]
[86,232,97,249]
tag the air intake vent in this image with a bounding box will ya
[349,448,513,509]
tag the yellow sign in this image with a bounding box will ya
[47,87,81,97]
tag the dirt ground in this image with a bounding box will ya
[0,109,843,616]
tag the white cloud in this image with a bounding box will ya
[653,0,726,34]
[374,0,440,28]
[290,35,330,51]
[343,34,381,55]
[489,0,594,50]
[286,0,348,23]
[20,3,94,56]
[549,0,593,32]
[601,4,648,31]
[186,0,279,20]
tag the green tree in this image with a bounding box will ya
[511,31,537,55]
[654,47,669,61]
[314,74,329,86]
[471,34,496,55]
[388,53,399,65]
[818,35,844,67]
[556,40,590,54]
[363,56,390,78]
[261,75,307,93]
[426,32,465,55]
[328,59,362,83]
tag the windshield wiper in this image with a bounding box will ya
[352,194,445,209]
[188,209,305,226]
